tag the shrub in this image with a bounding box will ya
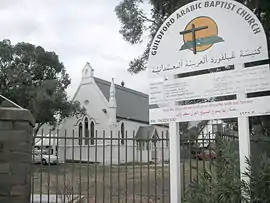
[182,138,270,203]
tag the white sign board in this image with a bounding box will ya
[149,65,270,104]
[147,0,269,202]
[150,96,270,124]
[148,0,268,76]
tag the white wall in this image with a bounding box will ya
[137,148,170,163]
[58,77,112,146]
[73,82,110,129]
[58,145,169,165]
[59,145,135,165]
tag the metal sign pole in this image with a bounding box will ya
[235,63,251,200]
[169,122,181,202]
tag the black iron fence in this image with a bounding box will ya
[31,129,170,203]
[31,120,263,203]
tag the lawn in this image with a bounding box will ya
[31,160,211,202]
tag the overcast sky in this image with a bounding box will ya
[0,0,150,97]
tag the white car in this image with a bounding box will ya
[33,151,58,165]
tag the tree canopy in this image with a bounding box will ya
[0,39,85,133]
[115,0,270,74]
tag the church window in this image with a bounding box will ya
[90,121,95,145]
[78,123,82,146]
[121,123,125,145]
[84,118,89,145]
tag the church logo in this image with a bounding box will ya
[179,16,224,54]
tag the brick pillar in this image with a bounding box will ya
[0,107,35,203]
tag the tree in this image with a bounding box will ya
[115,0,270,74]
[0,39,85,134]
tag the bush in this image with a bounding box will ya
[182,138,270,203]
[242,154,270,203]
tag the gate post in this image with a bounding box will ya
[0,107,35,203]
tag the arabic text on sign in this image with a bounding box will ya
[151,46,262,74]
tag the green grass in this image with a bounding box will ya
[31,160,211,202]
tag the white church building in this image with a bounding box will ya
[38,62,169,165]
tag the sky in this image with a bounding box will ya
[0,0,150,97]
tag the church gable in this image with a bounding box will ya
[69,63,111,128]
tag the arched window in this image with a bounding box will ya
[121,123,125,145]
[90,121,95,145]
[84,117,89,145]
[78,123,82,146]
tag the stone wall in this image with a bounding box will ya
[0,107,35,203]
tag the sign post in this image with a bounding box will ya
[147,0,269,202]
[235,63,251,187]
[169,122,181,203]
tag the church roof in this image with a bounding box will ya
[94,77,152,123]
[135,126,155,139]
[136,126,168,140]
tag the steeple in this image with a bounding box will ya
[108,78,117,126]
[82,62,94,79]
[109,78,117,108]
[81,62,94,84]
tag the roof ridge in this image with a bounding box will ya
[94,77,148,98]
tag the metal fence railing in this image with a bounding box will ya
[31,129,170,203]
[179,120,240,195]
[30,119,270,202]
